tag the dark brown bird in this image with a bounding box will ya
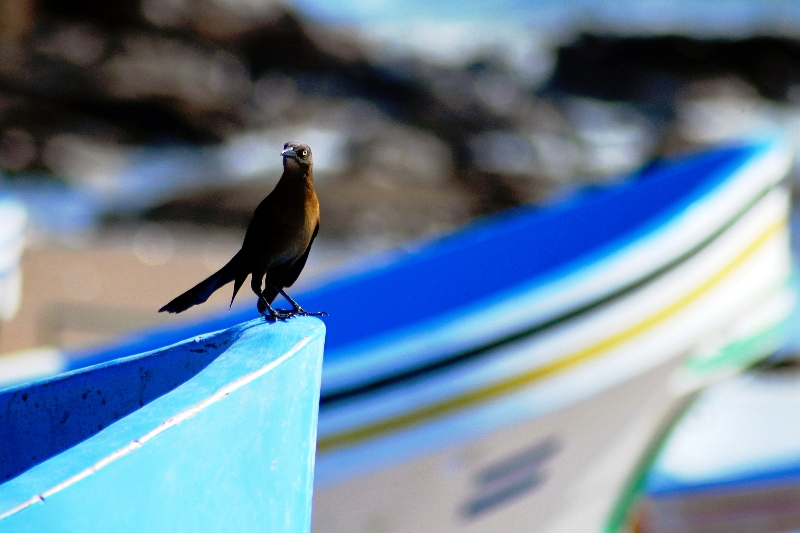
[159,141,325,321]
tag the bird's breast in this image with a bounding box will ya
[248,186,318,268]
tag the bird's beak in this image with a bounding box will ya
[281,148,297,158]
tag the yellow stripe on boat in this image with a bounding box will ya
[318,218,786,452]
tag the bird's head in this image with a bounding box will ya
[281,142,312,171]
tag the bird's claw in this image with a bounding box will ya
[261,308,293,322]
[291,308,328,318]
[258,296,326,321]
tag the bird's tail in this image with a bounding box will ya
[159,251,244,314]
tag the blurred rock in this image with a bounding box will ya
[102,34,250,113]
[317,178,472,245]
[0,0,34,45]
[670,77,777,147]
[141,0,285,38]
[6,3,800,244]
[0,129,36,171]
[563,97,657,178]
[551,35,800,105]
[349,122,453,187]
[36,23,106,67]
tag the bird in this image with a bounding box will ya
[159,141,325,321]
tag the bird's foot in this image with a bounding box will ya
[260,308,293,322]
[258,296,294,321]
[291,307,328,318]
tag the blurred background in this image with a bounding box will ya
[2,0,800,354]
[3,2,800,532]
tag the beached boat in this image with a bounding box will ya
[1,137,793,532]
[0,318,325,532]
[309,137,794,533]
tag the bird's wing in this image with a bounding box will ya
[281,222,318,289]
[241,193,276,250]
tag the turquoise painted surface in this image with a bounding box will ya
[0,316,325,533]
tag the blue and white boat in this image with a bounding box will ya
[309,137,794,533]
[1,136,793,532]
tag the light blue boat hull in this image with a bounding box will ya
[0,318,325,533]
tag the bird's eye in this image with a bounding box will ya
[301,149,308,157]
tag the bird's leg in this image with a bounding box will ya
[257,293,292,318]
[274,286,327,317]
[257,295,291,322]
[253,274,290,321]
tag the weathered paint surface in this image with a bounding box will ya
[0,316,325,533]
